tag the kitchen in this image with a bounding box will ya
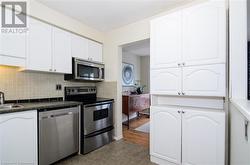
[0,0,249,165]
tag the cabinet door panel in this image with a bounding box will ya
[150,106,181,164]
[88,40,102,62]
[151,68,182,95]
[0,8,26,66]
[182,108,225,165]
[182,64,225,96]
[151,11,182,68]
[71,34,88,60]
[52,27,72,74]
[0,111,37,164]
[183,1,226,66]
[27,18,52,72]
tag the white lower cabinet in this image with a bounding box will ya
[230,104,250,165]
[150,106,182,164]
[0,111,38,165]
[182,107,225,165]
[150,106,225,165]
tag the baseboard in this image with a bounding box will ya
[151,155,178,165]
[113,135,123,141]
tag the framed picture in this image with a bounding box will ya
[122,63,135,86]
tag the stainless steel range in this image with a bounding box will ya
[65,86,114,154]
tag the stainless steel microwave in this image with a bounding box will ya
[65,58,104,82]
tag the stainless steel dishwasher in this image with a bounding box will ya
[39,106,79,165]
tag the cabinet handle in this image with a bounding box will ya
[245,120,249,141]
[178,92,181,95]
[182,111,185,114]
[54,69,56,72]
[182,62,185,66]
[178,111,181,113]
[178,63,181,67]
[182,92,185,95]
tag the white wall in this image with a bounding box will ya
[27,0,104,42]
[122,52,141,92]
[140,56,150,93]
[229,0,248,100]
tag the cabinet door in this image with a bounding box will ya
[52,27,72,74]
[0,111,38,165]
[0,33,26,59]
[71,34,88,60]
[0,8,26,66]
[230,104,250,165]
[182,64,226,97]
[151,68,182,95]
[182,108,225,165]
[182,1,226,66]
[88,40,103,62]
[150,106,182,164]
[150,11,182,68]
[27,18,52,72]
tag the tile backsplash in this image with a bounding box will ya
[0,66,95,100]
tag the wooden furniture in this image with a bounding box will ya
[122,94,150,129]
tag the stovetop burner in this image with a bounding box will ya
[64,86,113,105]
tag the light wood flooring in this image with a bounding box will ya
[122,115,150,148]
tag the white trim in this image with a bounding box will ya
[113,135,123,141]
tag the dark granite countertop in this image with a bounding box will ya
[0,101,82,114]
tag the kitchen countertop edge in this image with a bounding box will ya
[0,101,82,114]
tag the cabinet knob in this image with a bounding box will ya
[182,62,185,66]
[178,111,181,113]
[182,92,185,95]
[178,92,181,95]
[182,111,185,114]
[178,63,181,67]
[49,69,52,71]
[54,69,56,72]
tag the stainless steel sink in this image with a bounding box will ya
[0,104,24,110]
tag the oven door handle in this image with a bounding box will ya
[84,126,114,138]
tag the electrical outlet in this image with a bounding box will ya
[56,84,62,91]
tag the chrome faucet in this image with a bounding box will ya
[0,91,5,105]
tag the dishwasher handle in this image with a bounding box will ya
[41,111,74,119]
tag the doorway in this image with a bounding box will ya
[120,39,150,148]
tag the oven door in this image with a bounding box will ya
[83,102,113,135]
[75,59,104,81]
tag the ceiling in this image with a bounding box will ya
[122,39,150,56]
[36,0,187,32]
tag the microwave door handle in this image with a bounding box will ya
[99,68,102,79]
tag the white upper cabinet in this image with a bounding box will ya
[0,8,26,67]
[0,111,38,165]
[182,107,225,165]
[71,33,88,60]
[150,0,226,68]
[151,68,182,95]
[52,27,72,74]
[27,18,72,74]
[88,40,103,62]
[71,34,103,63]
[182,1,226,66]
[151,11,182,68]
[150,106,182,164]
[26,18,52,72]
[182,64,226,96]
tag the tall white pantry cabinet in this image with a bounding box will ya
[150,1,226,165]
